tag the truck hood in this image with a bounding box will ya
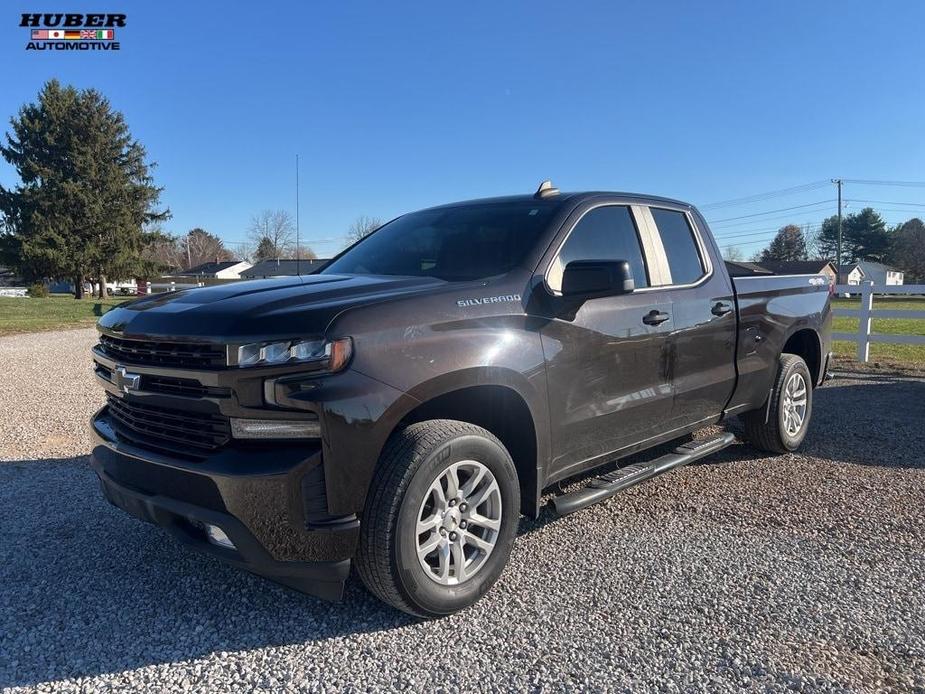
[97,274,449,342]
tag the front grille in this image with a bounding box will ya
[99,334,226,369]
[140,374,229,399]
[95,363,227,399]
[106,393,230,456]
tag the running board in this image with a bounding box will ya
[551,432,736,517]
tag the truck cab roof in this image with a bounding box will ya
[422,191,696,212]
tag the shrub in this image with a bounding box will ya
[27,283,49,298]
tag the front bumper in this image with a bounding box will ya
[90,408,358,600]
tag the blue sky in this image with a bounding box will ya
[2,1,924,258]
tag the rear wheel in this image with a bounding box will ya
[742,353,813,453]
[356,419,519,617]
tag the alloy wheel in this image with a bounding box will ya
[415,460,502,585]
[781,371,808,436]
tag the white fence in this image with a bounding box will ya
[147,281,204,293]
[833,282,925,362]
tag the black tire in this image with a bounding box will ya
[355,419,520,618]
[742,353,813,454]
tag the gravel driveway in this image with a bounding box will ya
[1,329,923,693]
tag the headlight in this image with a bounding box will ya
[232,337,352,372]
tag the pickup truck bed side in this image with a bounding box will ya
[727,273,832,414]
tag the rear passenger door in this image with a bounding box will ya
[645,206,738,427]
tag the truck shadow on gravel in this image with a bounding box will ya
[788,374,924,469]
[705,374,923,471]
[522,375,925,534]
[1,376,921,688]
[0,458,415,689]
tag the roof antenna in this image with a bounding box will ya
[295,153,300,276]
[534,179,559,199]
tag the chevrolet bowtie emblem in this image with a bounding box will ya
[112,365,141,394]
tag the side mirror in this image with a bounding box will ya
[561,260,635,300]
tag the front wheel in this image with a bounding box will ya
[356,419,520,617]
[742,353,813,453]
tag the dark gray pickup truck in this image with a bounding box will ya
[90,182,831,616]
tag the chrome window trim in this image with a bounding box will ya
[543,202,654,296]
[631,205,672,286]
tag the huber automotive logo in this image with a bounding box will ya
[21,13,125,51]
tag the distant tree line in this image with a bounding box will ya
[727,208,925,282]
[145,228,235,271]
[146,213,319,273]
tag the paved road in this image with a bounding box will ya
[1,329,923,692]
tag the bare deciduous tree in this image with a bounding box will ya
[249,209,295,259]
[144,234,185,272]
[723,246,744,261]
[346,215,383,246]
[288,243,317,260]
[144,229,233,272]
[184,228,234,268]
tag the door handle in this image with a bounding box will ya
[642,310,671,325]
[711,301,733,317]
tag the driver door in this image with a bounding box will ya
[540,203,675,480]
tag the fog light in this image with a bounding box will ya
[230,417,321,439]
[204,523,235,550]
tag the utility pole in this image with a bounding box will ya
[296,154,300,276]
[832,178,843,283]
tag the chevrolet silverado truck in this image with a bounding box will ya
[90,182,832,617]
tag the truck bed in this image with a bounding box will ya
[726,273,832,416]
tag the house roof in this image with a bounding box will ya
[175,260,245,276]
[241,258,331,277]
[856,260,900,273]
[755,260,835,276]
[724,261,773,277]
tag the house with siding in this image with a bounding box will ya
[855,261,903,286]
[174,260,252,280]
[838,264,865,285]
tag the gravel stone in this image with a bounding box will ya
[1,328,923,692]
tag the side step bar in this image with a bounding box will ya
[551,432,736,517]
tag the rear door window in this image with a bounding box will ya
[650,208,705,285]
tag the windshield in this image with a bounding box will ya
[322,201,558,281]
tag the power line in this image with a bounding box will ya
[840,179,925,188]
[852,208,925,215]
[713,222,812,236]
[706,200,834,224]
[710,207,836,229]
[714,224,821,242]
[844,198,925,207]
[699,180,830,209]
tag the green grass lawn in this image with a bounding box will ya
[831,296,925,367]
[0,294,124,336]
